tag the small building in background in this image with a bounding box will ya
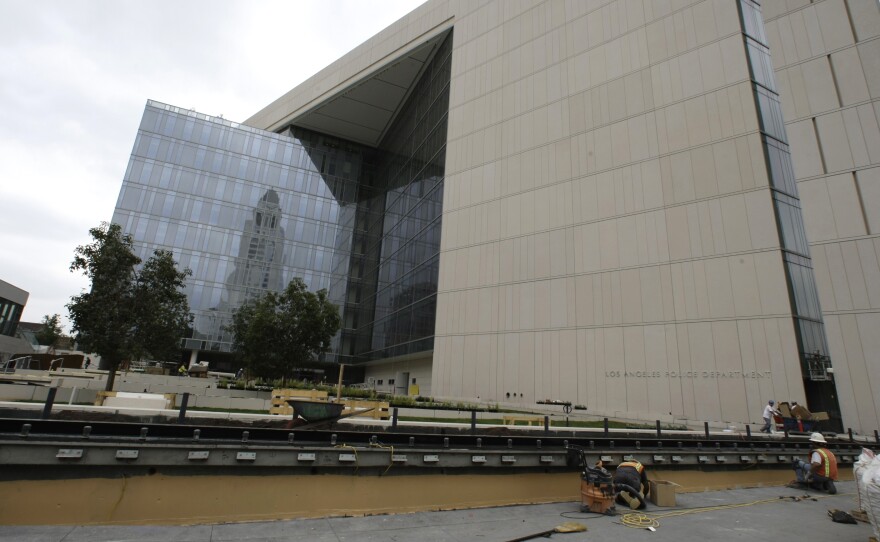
[0,279,33,365]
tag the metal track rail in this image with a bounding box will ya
[0,417,869,478]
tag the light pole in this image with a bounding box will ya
[336,364,347,402]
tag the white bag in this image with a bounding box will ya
[854,448,877,511]
[863,451,880,540]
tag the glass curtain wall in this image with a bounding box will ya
[112,102,370,363]
[113,32,451,368]
[737,0,841,427]
[0,298,24,337]
[347,32,452,362]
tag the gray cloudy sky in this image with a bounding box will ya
[0,0,424,329]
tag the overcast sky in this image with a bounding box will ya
[0,0,425,330]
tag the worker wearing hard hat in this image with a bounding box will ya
[790,432,838,494]
[760,400,780,434]
[614,459,650,509]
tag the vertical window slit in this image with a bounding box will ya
[853,171,871,235]
[827,55,844,109]
[811,117,828,175]
[842,0,859,43]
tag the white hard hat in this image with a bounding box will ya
[809,432,827,444]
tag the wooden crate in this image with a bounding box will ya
[502,414,545,426]
[94,391,116,406]
[342,399,390,420]
[269,388,329,415]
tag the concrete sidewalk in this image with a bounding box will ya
[0,481,874,541]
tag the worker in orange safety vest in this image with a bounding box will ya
[791,432,838,494]
[614,459,650,509]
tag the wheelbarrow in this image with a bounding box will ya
[286,399,374,430]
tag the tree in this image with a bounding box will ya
[132,249,193,364]
[35,314,63,353]
[230,278,341,382]
[67,223,192,391]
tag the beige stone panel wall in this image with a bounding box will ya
[809,237,880,314]
[766,0,880,434]
[861,167,880,232]
[434,0,806,426]
[434,313,805,426]
[823,314,880,432]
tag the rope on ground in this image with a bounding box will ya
[620,512,660,529]
[619,492,854,529]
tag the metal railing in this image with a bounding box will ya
[2,356,35,373]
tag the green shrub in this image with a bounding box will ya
[389,396,416,408]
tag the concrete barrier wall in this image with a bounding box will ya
[0,384,98,405]
[189,395,270,411]
[1,374,270,413]
[202,388,265,399]
[10,371,686,426]
[0,386,39,402]
[395,408,504,420]
[114,374,269,400]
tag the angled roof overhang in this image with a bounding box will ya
[291,35,446,147]
[247,23,452,148]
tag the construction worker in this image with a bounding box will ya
[614,459,650,509]
[760,400,780,433]
[790,432,837,494]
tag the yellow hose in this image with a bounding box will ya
[620,492,851,529]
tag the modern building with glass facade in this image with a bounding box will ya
[0,279,30,364]
[112,0,880,434]
[112,33,451,381]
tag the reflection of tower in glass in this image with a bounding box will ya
[223,189,286,309]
